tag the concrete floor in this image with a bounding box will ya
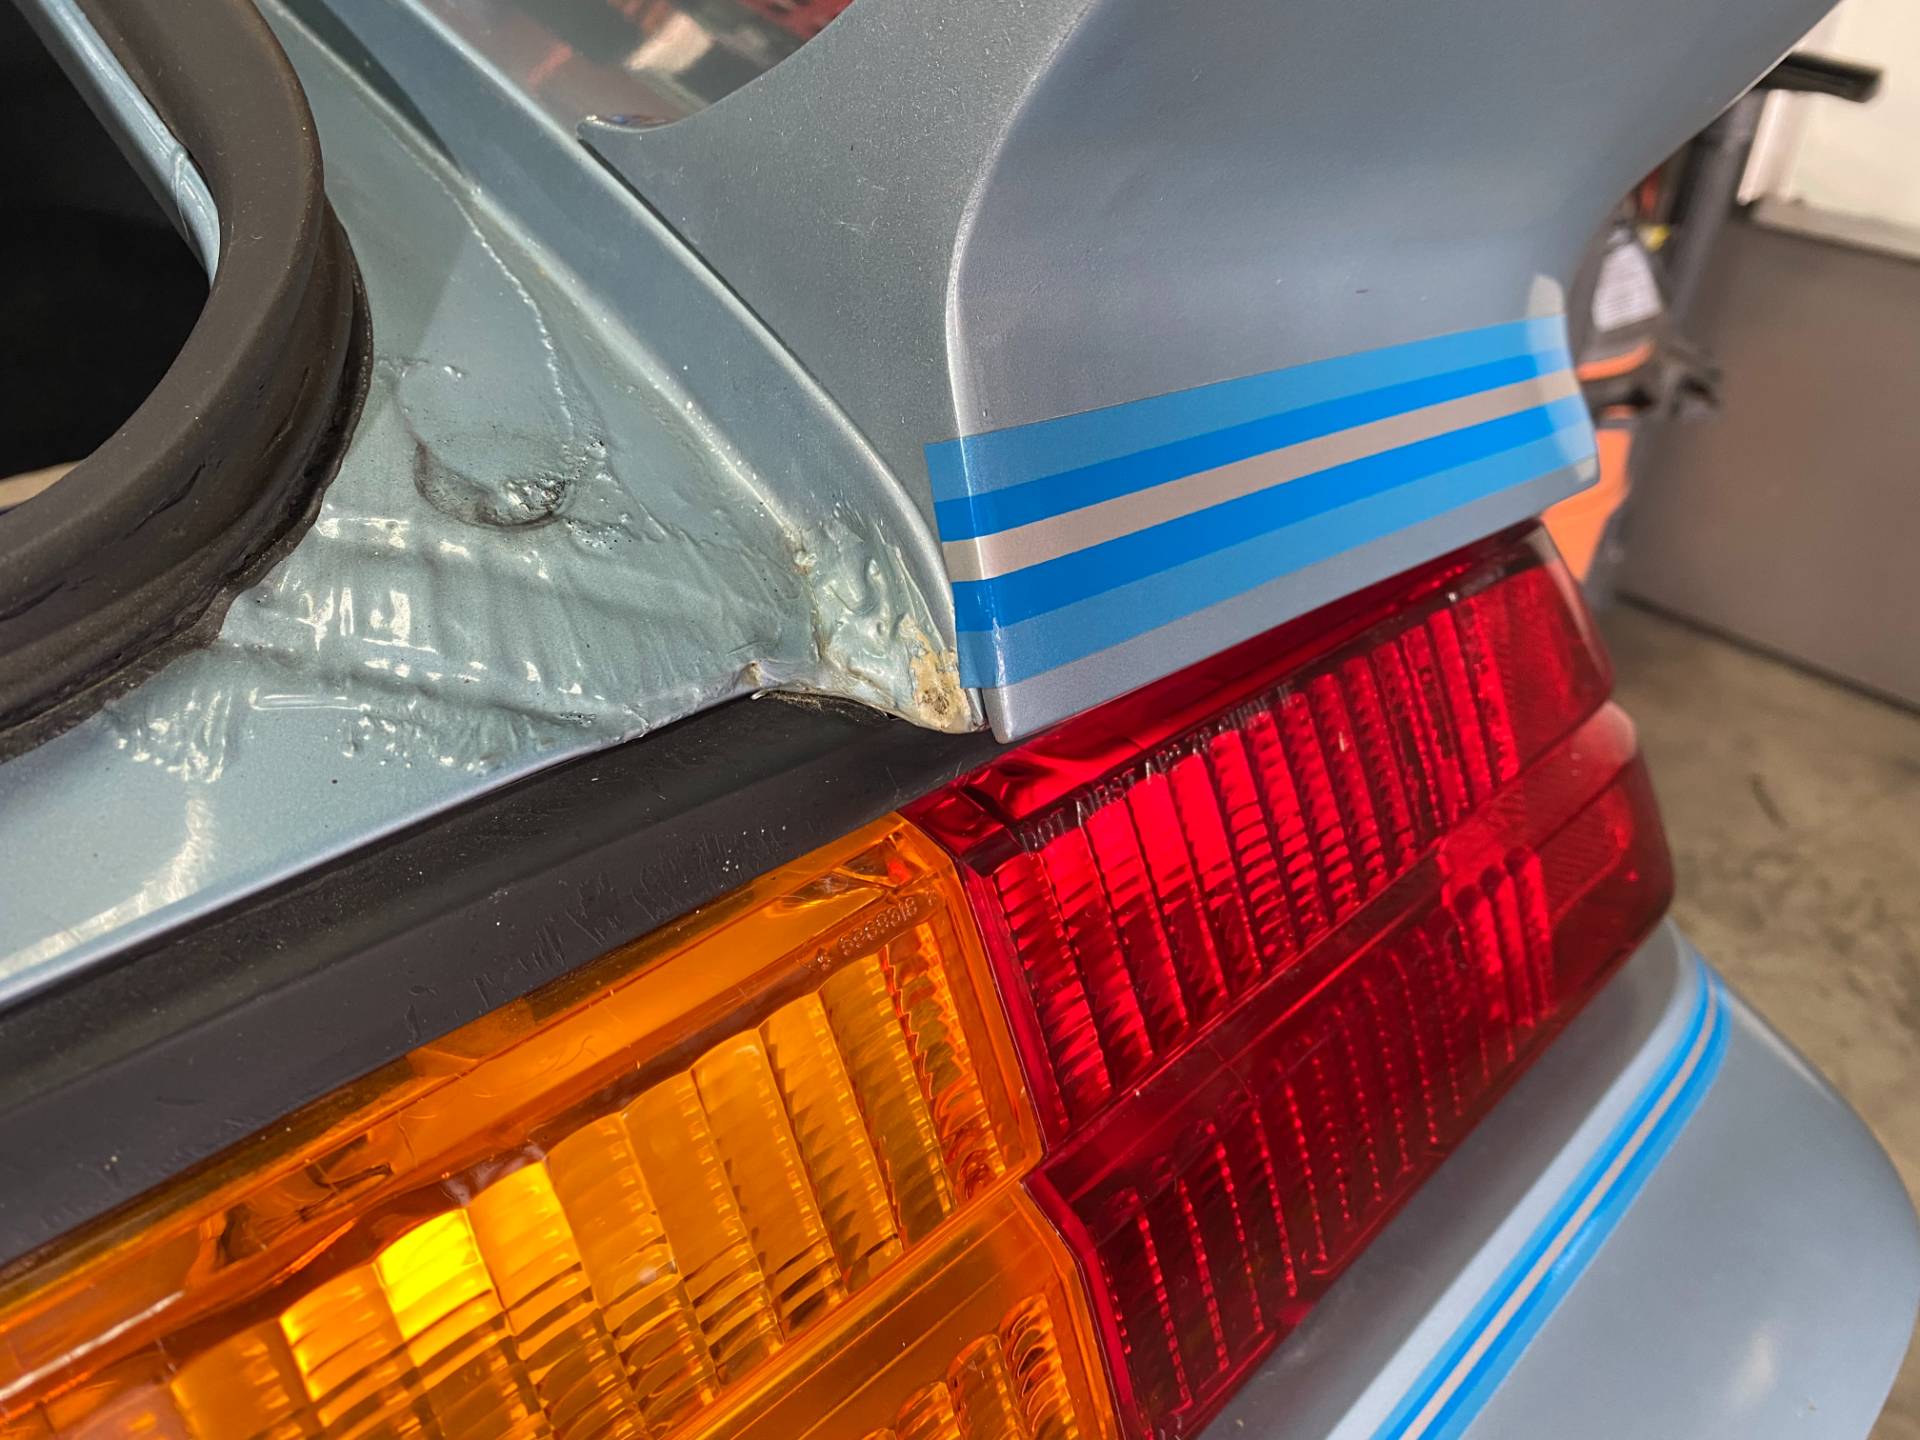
[1604,603,1920,1437]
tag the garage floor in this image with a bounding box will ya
[1604,603,1920,1437]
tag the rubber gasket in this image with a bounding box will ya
[0,695,999,1271]
[0,0,366,757]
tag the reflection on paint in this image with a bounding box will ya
[0,0,967,1007]
[4,794,216,978]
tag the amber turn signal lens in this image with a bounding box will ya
[0,819,1113,1440]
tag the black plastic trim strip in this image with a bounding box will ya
[0,698,998,1271]
[0,0,366,757]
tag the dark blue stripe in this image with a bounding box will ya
[925,317,1569,502]
[1372,962,1728,1440]
[954,396,1586,634]
[957,424,1591,688]
[935,351,1566,542]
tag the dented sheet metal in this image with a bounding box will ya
[0,6,963,1006]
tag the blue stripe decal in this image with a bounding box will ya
[927,316,1568,503]
[1370,959,1730,1440]
[936,349,1568,541]
[958,419,1592,688]
[953,395,1587,633]
[926,317,1597,695]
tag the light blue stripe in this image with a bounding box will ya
[1372,961,1730,1440]
[957,414,1593,687]
[927,316,1569,503]
[935,350,1569,542]
[954,395,1588,634]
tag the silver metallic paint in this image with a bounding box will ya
[585,0,1829,734]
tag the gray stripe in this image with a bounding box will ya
[980,461,1593,740]
[945,370,1580,584]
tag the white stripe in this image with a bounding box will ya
[1397,979,1721,1440]
[943,370,1580,584]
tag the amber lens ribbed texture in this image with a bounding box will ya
[0,821,1107,1440]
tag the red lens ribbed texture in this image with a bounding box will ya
[909,531,1672,1438]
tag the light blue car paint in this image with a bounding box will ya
[5,1,1915,1433]
[0,0,1833,989]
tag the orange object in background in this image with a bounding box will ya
[1545,410,1636,581]
[0,820,1111,1440]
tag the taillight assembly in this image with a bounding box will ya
[0,527,1669,1440]
[908,527,1669,1436]
[0,823,1107,1440]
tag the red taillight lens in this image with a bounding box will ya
[911,528,1671,1437]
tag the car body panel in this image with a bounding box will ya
[0,0,968,1006]
[585,0,1827,735]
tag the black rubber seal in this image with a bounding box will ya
[0,696,998,1272]
[0,0,365,757]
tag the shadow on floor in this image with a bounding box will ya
[1605,603,1920,1439]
